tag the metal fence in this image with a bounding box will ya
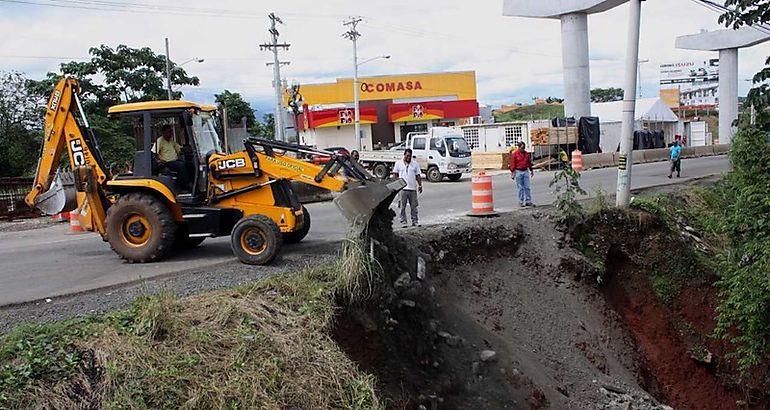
[0,177,35,219]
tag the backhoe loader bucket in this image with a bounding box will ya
[34,172,78,216]
[334,179,407,226]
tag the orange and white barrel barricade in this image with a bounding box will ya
[571,149,583,173]
[52,212,67,222]
[67,206,85,234]
[468,171,498,217]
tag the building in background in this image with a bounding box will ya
[659,58,719,109]
[294,71,479,150]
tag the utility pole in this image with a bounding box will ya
[165,38,173,100]
[343,17,363,151]
[616,0,643,207]
[260,13,290,141]
[637,58,649,99]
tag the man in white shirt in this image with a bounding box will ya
[391,148,423,227]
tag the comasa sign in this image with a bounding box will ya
[360,80,423,93]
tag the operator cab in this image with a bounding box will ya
[107,101,224,202]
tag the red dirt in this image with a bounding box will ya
[604,259,744,409]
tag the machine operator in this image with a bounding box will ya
[153,124,190,189]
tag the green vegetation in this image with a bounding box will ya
[0,265,382,409]
[590,87,624,103]
[549,156,587,230]
[494,104,564,122]
[0,71,44,177]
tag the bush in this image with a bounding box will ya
[711,126,770,372]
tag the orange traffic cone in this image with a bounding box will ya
[467,171,498,217]
[52,212,66,222]
[68,207,85,234]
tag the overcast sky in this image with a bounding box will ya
[2,0,769,114]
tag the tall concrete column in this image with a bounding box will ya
[719,48,738,144]
[561,13,591,119]
[676,27,770,145]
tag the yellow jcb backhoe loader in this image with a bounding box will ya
[26,78,404,264]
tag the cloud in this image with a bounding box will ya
[1,0,768,111]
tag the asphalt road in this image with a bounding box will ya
[0,156,730,305]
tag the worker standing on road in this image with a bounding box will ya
[668,140,682,179]
[392,148,422,227]
[510,142,534,207]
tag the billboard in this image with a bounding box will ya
[659,59,719,109]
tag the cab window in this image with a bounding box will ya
[412,137,426,150]
[430,138,446,156]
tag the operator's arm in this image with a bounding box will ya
[391,161,401,180]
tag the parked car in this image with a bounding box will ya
[312,146,350,165]
[389,141,406,151]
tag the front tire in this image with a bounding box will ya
[426,166,443,182]
[231,215,282,265]
[105,193,176,263]
[372,163,390,179]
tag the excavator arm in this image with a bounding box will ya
[25,78,111,233]
[212,137,405,225]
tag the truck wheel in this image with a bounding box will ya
[426,166,443,182]
[447,173,462,182]
[105,193,176,263]
[372,163,390,179]
[283,206,311,244]
[231,215,282,265]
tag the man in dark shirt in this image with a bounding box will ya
[510,142,534,207]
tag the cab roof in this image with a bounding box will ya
[108,100,206,114]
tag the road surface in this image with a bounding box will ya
[0,156,730,305]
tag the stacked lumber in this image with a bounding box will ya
[530,127,578,145]
[472,152,505,170]
[530,128,550,145]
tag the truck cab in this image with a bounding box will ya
[405,127,472,182]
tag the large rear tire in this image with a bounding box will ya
[231,215,282,265]
[105,193,177,263]
[372,163,390,179]
[426,166,443,182]
[283,206,311,244]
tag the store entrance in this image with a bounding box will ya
[400,123,428,141]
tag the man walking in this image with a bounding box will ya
[392,148,422,227]
[510,142,534,207]
[668,140,682,178]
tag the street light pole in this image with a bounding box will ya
[637,58,649,98]
[165,37,173,100]
[353,36,361,151]
[616,0,643,207]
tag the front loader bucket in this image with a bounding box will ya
[334,179,407,226]
[34,172,78,216]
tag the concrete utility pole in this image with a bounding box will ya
[343,17,363,151]
[260,13,290,142]
[165,38,173,100]
[616,0,642,207]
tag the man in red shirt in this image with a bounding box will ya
[510,142,534,207]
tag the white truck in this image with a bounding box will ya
[358,127,473,182]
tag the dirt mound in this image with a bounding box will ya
[335,210,672,409]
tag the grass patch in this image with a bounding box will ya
[0,262,383,409]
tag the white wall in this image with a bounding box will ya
[460,123,531,153]
[299,125,373,151]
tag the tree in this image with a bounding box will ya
[253,113,275,139]
[590,87,624,103]
[545,96,564,104]
[214,90,256,130]
[0,71,44,176]
[27,45,201,167]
